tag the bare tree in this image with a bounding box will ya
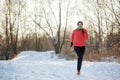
[2,0,26,59]
[31,0,71,54]
[60,0,71,51]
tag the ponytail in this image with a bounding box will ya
[81,29,84,34]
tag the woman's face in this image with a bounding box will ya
[77,23,83,27]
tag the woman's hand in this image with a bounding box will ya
[70,42,73,47]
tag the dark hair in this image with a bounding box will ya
[77,21,83,25]
[81,29,84,34]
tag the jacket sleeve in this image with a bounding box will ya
[84,29,89,40]
[71,30,75,43]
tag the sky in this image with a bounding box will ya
[0,0,98,38]
[0,0,96,29]
[0,0,115,38]
[25,0,94,29]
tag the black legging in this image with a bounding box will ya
[74,46,85,71]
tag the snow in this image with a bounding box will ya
[13,51,65,61]
[101,56,120,63]
[0,51,120,80]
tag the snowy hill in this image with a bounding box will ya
[0,51,120,80]
[13,51,65,61]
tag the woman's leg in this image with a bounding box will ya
[74,46,85,71]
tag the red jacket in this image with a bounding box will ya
[71,28,89,46]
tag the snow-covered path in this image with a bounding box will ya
[0,51,120,80]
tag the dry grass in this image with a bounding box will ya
[61,45,120,62]
[84,47,120,61]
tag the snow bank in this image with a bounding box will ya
[0,51,120,80]
[101,56,120,63]
[13,51,66,61]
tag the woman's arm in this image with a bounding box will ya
[70,30,75,47]
[84,29,89,40]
